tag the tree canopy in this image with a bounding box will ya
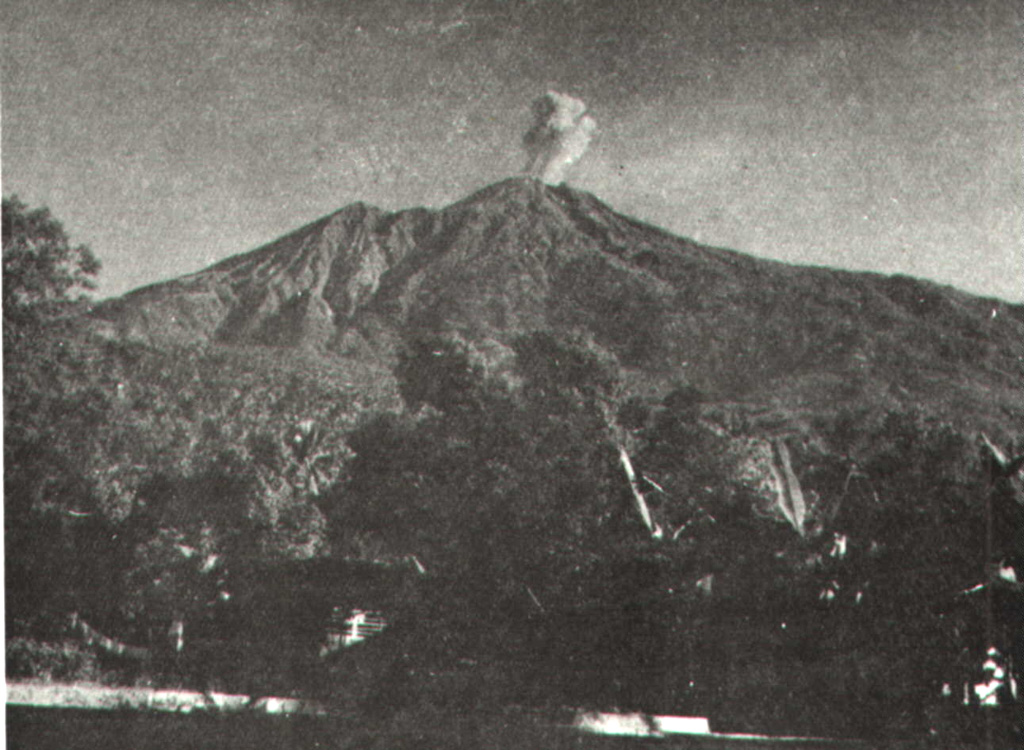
[2,195,100,323]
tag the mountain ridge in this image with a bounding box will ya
[92,177,1024,433]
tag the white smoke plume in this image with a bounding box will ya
[522,91,597,185]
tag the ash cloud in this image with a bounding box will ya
[522,92,597,185]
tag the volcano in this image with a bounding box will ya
[13,179,1024,741]
[94,177,1024,432]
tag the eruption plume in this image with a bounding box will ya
[522,91,597,185]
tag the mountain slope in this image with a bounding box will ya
[94,177,1024,433]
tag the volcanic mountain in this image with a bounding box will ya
[20,179,1024,740]
[94,177,1024,432]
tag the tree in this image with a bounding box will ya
[4,198,105,630]
[2,195,100,323]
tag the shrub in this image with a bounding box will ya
[6,638,100,682]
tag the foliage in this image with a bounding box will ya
[336,343,1017,736]
[631,385,734,535]
[6,638,101,683]
[332,334,810,712]
[5,320,353,641]
[330,333,628,671]
[394,335,483,414]
[2,195,100,324]
[6,295,1014,736]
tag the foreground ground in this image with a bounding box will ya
[8,700,1017,750]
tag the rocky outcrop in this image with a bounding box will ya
[728,437,817,536]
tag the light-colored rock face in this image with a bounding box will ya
[727,436,813,536]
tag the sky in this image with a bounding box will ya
[2,0,1021,302]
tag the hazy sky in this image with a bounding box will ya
[3,0,1021,301]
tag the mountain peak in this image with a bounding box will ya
[463,175,555,200]
[476,175,628,208]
